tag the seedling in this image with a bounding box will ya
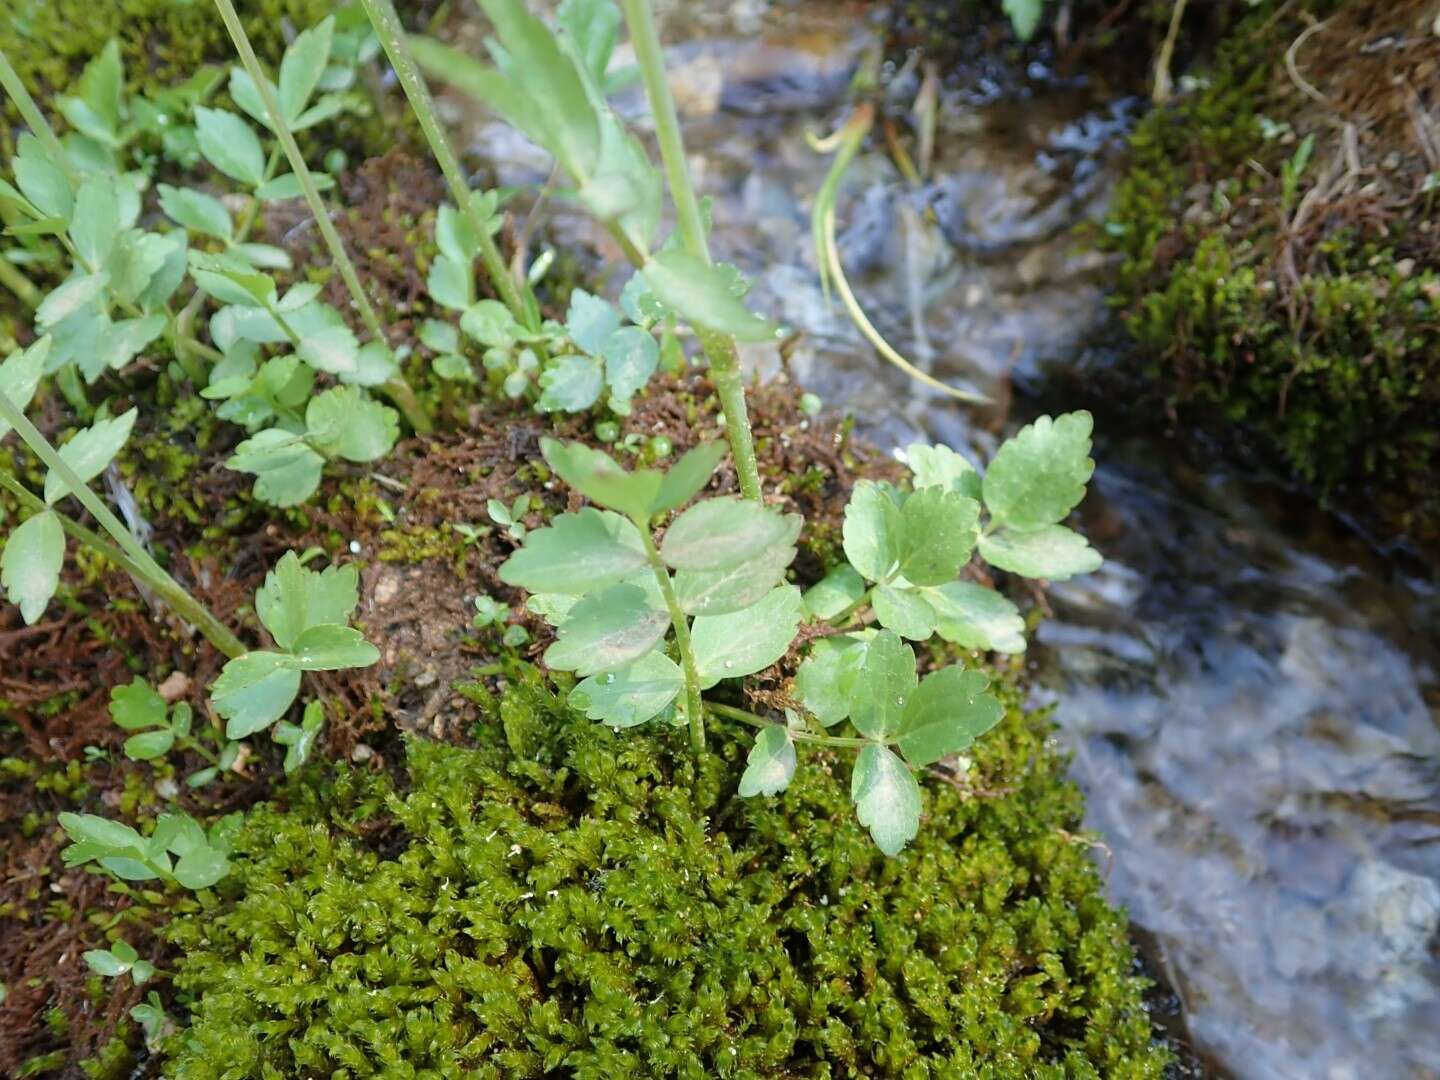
[83,939,156,985]
[110,678,240,789]
[58,809,238,890]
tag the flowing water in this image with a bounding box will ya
[444,5,1440,1075]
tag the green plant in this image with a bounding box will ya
[82,939,155,985]
[58,808,238,890]
[110,678,240,789]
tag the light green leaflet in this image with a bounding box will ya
[544,583,671,676]
[660,497,799,571]
[1,511,64,624]
[851,744,920,857]
[690,584,802,688]
[978,525,1102,581]
[570,652,684,728]
[499,508,647,595]
[739,725,796,797]
[982,411,1094,533]
[44,409,138,505]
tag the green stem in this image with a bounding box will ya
[179,736,222,768]
[0,391,247,659]
[0,47,79,184]
[210,0,432,436]
[619,0,763,502]
[639,525,705,753]
[356,0,535,331]
[706,702,871,749]
[0,255,40,309]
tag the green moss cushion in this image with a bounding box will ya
[162,667,1164,1078]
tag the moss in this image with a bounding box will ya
[1103,0,1440,546]
[160,664,1165,1078]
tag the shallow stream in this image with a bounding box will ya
[446,5,1440,1075]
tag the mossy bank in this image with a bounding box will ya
[1103,0,1440,555]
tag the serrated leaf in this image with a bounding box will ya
[601,326,658,405]
[58,42,123,144]
[13,139,73,220]
[0,337,49,441]
[95,314,167,375]
[279,16,334,122]
[653,441,726,514]
[922,581,1026,653]
[738,724,796,797]
[44,409,137,504]
[225,429,325,507]
[793,636,868,727]
[188,252,275,307]
[566,288,621,355]
[211,652,302,739]
[544,583,670,676]
[305,387,398,463]
[110,679,166,731]
[570,651,683,728]
[896,667,1002,766]
[906,442,981,499]
[642,250,776,341]
[255,552,360,650]
[460,299,516,348]
[37,273,109,330]
[870,584,936,641]
[691,584,802,688]
[842,480,903,583]
[541,438,662,522]
[978,525,1102,581]
[194,107,265,187]
[673,539,794,615]
[661,497,800,572]
[289,624,380,670]
[2,511,64,624]
[897,487,979,586]
[296,324,360,378]
[537,354,604,413]
[498,508,647,594]
[802,563,867,620]
[851,744,920,856]
[157,185,234,241]
[274,700,324,774]
[69,179,120,268]
[983,412,1094,532]
[847,629,917,741]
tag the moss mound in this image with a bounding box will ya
[1104,0,1440,550]
[162,665,1164,1078]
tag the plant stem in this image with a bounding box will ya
[639,526,705,753]
[210,0,432,436]
[356,0,535,331]
[0,256,40,309]
[0,391,247,659]
[619,0,764,503]
[706,702,871,749]
[0,47,79,184]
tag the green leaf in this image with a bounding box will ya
[225,429,325,508]
[601,326,659,405]
[57,42,123,144]
[0,337,50,441]
[255,552,360,651]
[157,184,233,241]
[793,635,868,727]
[896,667,1002,766]
[254,172,336,202]
[544,583,671,676]
[842,480,903,582]
[123,729,176,761]
[83,949,132,978]
[570,651,683,728]
[906,442,981,499]
[13,137,73,220]
[296,324,361,379]
[173,846,229,890]
[428,254,472,311]
[558,0,622,85]
[460,299,517,348]
[211,652,302,739]
[802,563,866,620]
[978,525,1102,581]
[851,744,920,856]
[274,700,324,774]
[982,412,1094,532]
[660,497,800,572]
[44,409,138,505]
[642,250,776,341]
[691,584,802,688]
[305,387,399,463]
[922,581,1026,654]
[109,679,166,731]
[289,625,380,670]
[194,107,265,187]
[537,354,604,413]
[2,511,64,624]
[279,16,334,122]
[847,629,916,741]
[652,441,726,514]
[94,315,167,375]
[188,252,275,307]
[673,538,794,615]
[738,724,796,797]
[36,272,109,330]
[897,487,979,586]
[69,179,120,269]
[498,508,647,594]
[566,289,620,355]
[1002,0,1045,40]
[870,584,936,641]
[541,438,662,522]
